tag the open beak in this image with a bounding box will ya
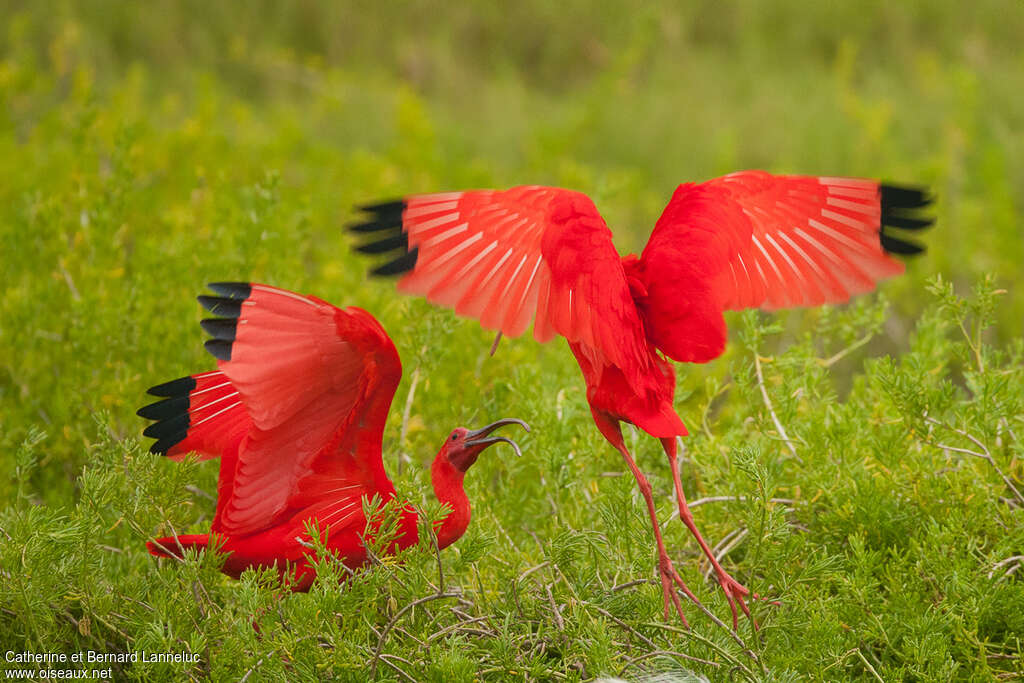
[463,418,530,457]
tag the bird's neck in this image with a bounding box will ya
[430,458,471,550]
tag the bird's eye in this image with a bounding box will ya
[450,432,458,442]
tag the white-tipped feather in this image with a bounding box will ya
[192,400,244,428]
[189,380,234,397]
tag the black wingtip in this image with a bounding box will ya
[198,284,248,361]
[879,183,935,258]
[348,220,396,233]
[880,233,926,255]
[197,295,243,319]
[204,339,233,361]
[355,199,405,214]
[142,412,189,440]
[354,233,409,254]
[200,317,238,342]
[883,214,934,231]
[350,199,416,278]
[207,282,252,300]
[137,395,189,420]
[348,200,405,234]
[150,432,189,456]
[146,376,197,398]
[880,184,933,211]
[371,247,419,277]
[140,377,195,456]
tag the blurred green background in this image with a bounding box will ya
[2,2,1023,680]
[4,0,1023,478]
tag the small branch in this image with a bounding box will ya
[754,354,802,463]
[550,562,582,601]
[397,366,421,476]
[934,443,988,459]
[986,653,1019,660]
[611,578,650,592]
[516,561,551,585]
[378,654,418,683]
[702,528,749,581]
[368,590,461,677]
[954,316,985,374]
[925,415,990,453]
[451,627,495,638]
[818,331,875,368]
[393,626,429,649]
[185,485,215,502]
[925,415,1024,506]
[854,648,886,683]
[428,614,494,642]
[590,606,659,651]
[191,581,207,619]
[545,583,565,632]
[988,555,1024,582]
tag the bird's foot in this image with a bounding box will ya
[657,552,706,629]
[710,566,752,631]
[710,566,781,631]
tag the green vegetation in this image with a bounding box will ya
[2,2,1022,680]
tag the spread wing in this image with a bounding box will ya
[194,282,403,537]
[643,171,933,310]
[636,171,933,360]
[351,186,653,387]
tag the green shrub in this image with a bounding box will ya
[2,3,1022,680]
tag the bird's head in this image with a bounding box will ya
[438,418,530,473]
[429,418,529,551]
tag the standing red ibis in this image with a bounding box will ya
[138,282,528,590]
[350,171,933,626]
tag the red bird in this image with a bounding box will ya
[138,282,528,590]
[351,171,933,626]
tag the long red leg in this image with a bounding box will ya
[593,413,704,627]
[662,437,756,630]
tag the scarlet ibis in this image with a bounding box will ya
[351,171,933,627]
[137,282,528,590]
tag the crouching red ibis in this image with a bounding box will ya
[138,282,528,590]
[350,171,933,627]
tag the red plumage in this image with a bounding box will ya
[353,170,934,628]
[139,282,528,590]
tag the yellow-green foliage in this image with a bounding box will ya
[2,2,1022,680]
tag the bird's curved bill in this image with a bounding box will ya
[464,418,530,457]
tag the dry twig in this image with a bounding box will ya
[754,354,802,462]
[924,414,1024,506]
[397,365,421,476]
[988,555,1024,582]
[702,528,749,581]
